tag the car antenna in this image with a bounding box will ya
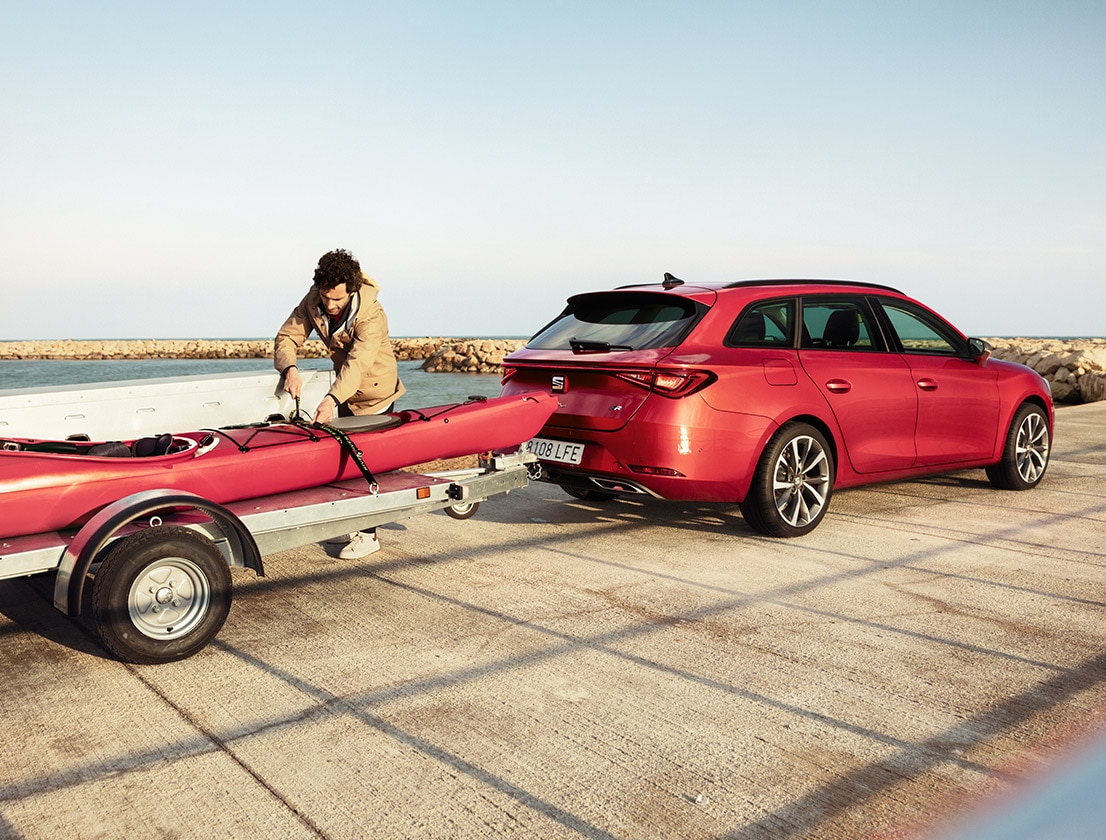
[662,272,684,289]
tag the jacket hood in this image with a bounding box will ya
[358,271,380,306]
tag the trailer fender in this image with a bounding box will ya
[53,488,263,618]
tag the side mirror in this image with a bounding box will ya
[968,337,992,366]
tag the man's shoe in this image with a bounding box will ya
[326,532,356,545]
[339,532,380,560]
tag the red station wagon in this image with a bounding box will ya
[500,275,1054,537]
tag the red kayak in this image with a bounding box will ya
[0,392,555,538]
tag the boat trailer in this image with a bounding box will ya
[0,450,540,664]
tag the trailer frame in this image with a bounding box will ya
[0,450,539,664]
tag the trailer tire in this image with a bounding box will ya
[90,526,232,664]
[445,501,480,520]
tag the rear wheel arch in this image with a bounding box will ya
[735,412,840,501]
[768,413,839,475]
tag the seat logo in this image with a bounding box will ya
[551,375,567,393]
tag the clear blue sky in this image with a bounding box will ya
[1,1,1102,339]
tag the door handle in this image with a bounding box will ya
[825,379,852,393]
[917,378,938,391]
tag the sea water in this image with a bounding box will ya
[0,359,504,407]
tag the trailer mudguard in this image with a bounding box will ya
[53,488,263,618]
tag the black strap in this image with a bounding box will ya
[289,397,379,493]
[313,420,379,494]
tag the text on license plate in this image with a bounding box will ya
[525,437,585,465]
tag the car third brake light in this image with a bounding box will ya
[614,369,715,397]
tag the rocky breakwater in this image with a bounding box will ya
[0,338,327,360]
[420,339,526,375]
[988,338,1106,404]
[0,337,457,362]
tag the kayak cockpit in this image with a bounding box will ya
[0,433,198,458]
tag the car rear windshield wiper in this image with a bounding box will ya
[569,338,634,353]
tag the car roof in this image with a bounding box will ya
[615,274,904,295]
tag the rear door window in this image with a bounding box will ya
[800,298,881,350]
[527,292,706,351]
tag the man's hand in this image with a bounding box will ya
[313,398,335,425]
[283,366,303,399]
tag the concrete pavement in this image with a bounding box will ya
[2,402,1104,839]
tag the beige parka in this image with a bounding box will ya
[274,272,406,415]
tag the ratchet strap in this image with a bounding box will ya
[291,397,379,494]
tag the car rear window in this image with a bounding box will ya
[526,292,706,351]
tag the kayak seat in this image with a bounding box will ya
[132,433,174,457]
[86,441,132,457]
[325,414,404,434]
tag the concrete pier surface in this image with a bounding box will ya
[1,402,1104,838]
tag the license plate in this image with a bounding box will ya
[525,437,585,465]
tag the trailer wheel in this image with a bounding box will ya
[90,526,232,664]
[445,501,480,520]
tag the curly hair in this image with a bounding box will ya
[312,249,363,293]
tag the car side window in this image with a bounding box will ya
[726,300,794,347]
[879,301,963,355]
[800,299,877,350]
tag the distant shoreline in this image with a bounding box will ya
[0,336,1101,360]
[0,337,514,361]
[1,336,1103,402]
[0,338,527,377]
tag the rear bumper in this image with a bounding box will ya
[532,405,776,503]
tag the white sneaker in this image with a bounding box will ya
[339,532,380,560]
[326,532,356,545]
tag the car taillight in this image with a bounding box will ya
[500,366,517,385]
[614,369,715,398]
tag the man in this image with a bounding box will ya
[275,249,405,558]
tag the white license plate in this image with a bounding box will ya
[525,437,585,465]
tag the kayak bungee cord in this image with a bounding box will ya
[206,395,492,494]
[385,395,489,424]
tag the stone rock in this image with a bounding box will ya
[420,339,526,375]
[1082,371,1106,403]
[987,338,1106,404]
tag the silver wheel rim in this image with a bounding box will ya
[772,434,831,528]
[1015,411,1049,484]
[451,502,475,515]
[128,557,211,640]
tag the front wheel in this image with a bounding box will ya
[90,526,232,664]
[740,423,834,537]
[986,403,1050,490]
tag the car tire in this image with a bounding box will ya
[985,402,1050,490]
[740,422,834,538]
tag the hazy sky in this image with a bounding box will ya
[1,1,1102,340]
